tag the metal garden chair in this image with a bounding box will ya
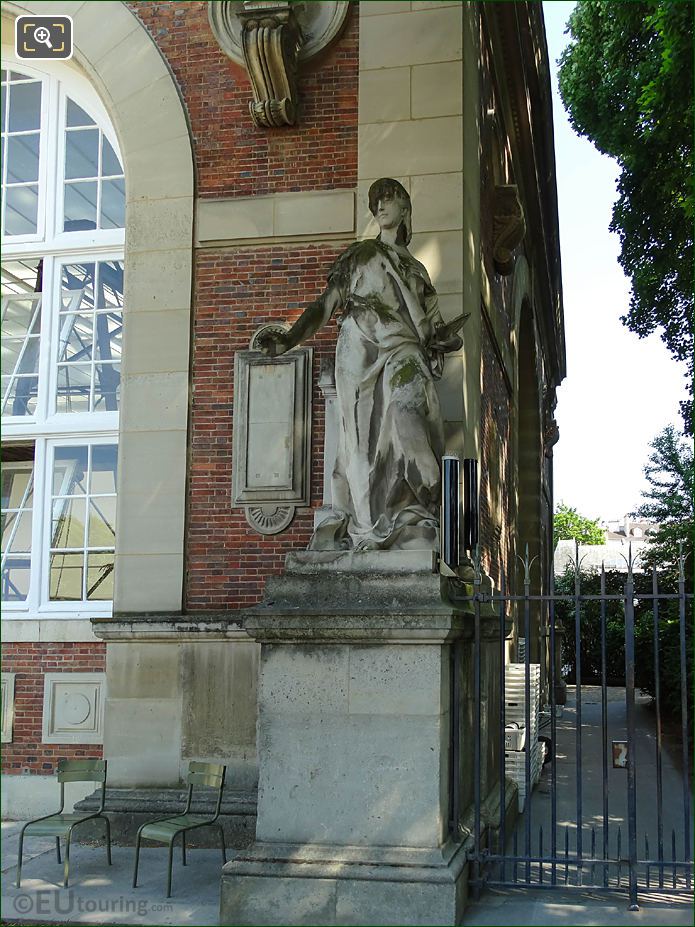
[133,761,227,897]
[16,758,111,888]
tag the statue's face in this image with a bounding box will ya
[375,190,407,231]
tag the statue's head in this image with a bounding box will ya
[368,178,412,246]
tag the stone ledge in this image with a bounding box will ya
[91,612,251,641]
[221,838,471,926]
[74,787,257,847]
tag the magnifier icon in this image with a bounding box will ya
[33,26,53,49]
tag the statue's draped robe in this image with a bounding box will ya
[311,239,446,551]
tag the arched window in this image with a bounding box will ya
[1,53,124,614]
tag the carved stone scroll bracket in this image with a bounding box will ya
[208,1,349,129]
[542,386,560,459]
[493,183,526,275]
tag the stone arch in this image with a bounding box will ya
[3,1,195,613]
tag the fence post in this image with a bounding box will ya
[624,559,639,910]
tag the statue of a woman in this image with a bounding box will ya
[258,178,465,551]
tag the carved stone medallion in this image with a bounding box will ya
[245,503,295,535]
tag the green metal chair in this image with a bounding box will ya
[16,758,111,888]
[133,761,227,897]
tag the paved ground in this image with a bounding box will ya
[1,821,219,925]
[2,687,692,925]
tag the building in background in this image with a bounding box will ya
[1,0,564,861]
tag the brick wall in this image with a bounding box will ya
[125,0,359,198]
[2,643,105,775]
[187,244,347,609]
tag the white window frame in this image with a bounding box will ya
[2,48,124,620]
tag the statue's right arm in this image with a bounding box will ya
[261,285,341,356]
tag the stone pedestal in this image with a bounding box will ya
[220,552,504,926]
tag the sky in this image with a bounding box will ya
[542,1,688,522]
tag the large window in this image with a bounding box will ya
[1,56,124,616]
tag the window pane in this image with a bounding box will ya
[2,375,38,416]
[101,137,122,176]
[93,362,120,412]
[1,462,34,603]
[63,181,97,230]
[66,98,95,128]
[86,551,113,600]
[1,292,41,337]
[56,364,91,414]
[49,551,83,600]
[4,509,33,550]
[5,184,38,235]
[7,133,40,183]
[62,261,95,299]
[91,445,118,493]
[8,81,41,132]
[57,313,93,362]
[95,262,124,310]
[93,312,121,361]
[65,128,99,179]
[1,84,7,133]
[1,257,42,297]
[53,446,88,495]
[2,467,33,508]
[88,497,116,547]
[9,72,34,82]
[51,496,86,548]
[100,178,125,229]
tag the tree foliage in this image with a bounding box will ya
[555,567,691,723]
[633,425,693,575]
[553,502,605,547]
[558,1,694,432]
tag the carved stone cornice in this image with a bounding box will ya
[492,183,525,275]
[208,1,349,128]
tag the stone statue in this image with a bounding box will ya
[258,178,466,551]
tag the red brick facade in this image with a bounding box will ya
[187,244,347,609]
[125,1,359,198]
[1,644,105,774]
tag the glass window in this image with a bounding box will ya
[49,443,117,602]
[57,259,123,413]
[1,71,42,237]
[1,59,123,613]
[1,290,41,417]
[63,95,124,233]
[1,456,34,602]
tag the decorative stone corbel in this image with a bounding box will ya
[493,184,526,275]
[208,1,349,128]
[542,386,560,458]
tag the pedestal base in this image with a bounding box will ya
[220,839,470,926]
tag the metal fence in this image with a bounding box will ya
[464,546,692,910]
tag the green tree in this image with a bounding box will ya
[558,1,694,432]
[553,502,605,547]
[633,425,693,573]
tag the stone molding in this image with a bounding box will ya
[195,189,356,247]
[1,673,16,744]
